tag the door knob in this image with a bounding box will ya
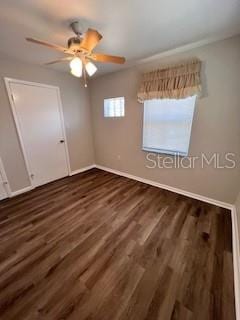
[60,140,65,143]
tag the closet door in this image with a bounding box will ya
[9,81,69,187]
[0,158,9,200]
[0,173,8,200]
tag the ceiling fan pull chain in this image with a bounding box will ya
[83,65,88,88]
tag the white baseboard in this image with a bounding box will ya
[10,163,232,209]
[8,164,233,210]
[9,165,97,198]
[69,164,96,176]
[231,206,240,320]
[10,185,33,197]
[95,165,233,210]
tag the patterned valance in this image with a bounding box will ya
[137,59,201,103]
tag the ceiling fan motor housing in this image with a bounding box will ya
[67,37,81,51]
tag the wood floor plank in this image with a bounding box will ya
[0,168,235,320]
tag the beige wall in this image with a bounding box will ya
[90,36,240,204]
[0,54,94,192]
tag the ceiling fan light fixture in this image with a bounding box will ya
[85,61,97,76]
[70,57,83,77]
[70,68,82,78]
[70,57,82,70]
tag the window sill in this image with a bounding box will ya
[142,147,188,157]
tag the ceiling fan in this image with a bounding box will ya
[26,21,126,86]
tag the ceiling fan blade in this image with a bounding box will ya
[79,29,102,52]
[26,37,68,53]
[45,57,73,65]
[90,53,126,64]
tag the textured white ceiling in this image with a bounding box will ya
[0,0,240,75]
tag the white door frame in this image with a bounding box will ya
[4,78,71,190]
[0,157,11,198]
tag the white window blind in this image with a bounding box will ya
[143,96,196,156]
[104,97,125,117]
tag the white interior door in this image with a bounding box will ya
[0,172,8,200]
[0,158,9,200]
[9,81,69,187]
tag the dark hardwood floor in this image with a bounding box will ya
[0,168,235,319]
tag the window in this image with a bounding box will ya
[104,97,125,117]
[143,96,196,156]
